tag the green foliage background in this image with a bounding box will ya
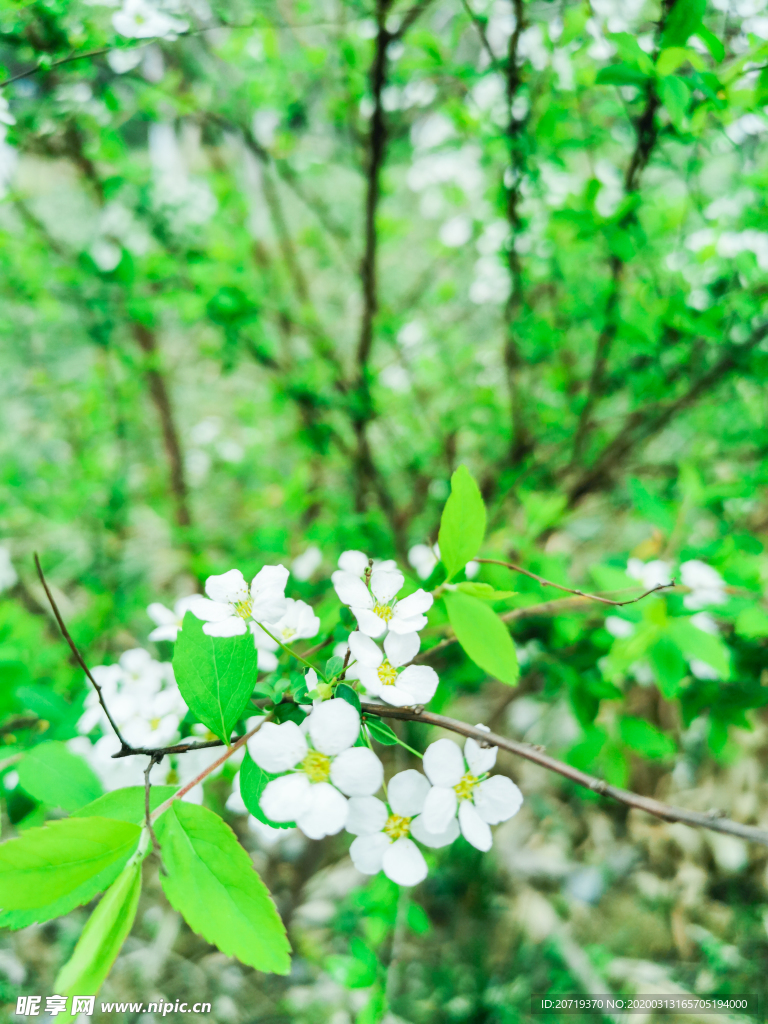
[1,0,768,1019]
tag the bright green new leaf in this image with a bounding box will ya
[73,786,177,823]
[54,857,143,997]
[620,717,676,760]
[155,801,291,974]
[735,605,768,638]
[649,635,688,699]
[364,716,398,745]
[695,24,725,62]
[660,75,690,131]
[0,817,141,911]
[668,619,730,679]
[438,465,486,581]
[240,749,294,828]
[17,741,103,812]
[455,582,516,601]
[444,591,518,685]
[173,611,259,742]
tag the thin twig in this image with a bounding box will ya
[359,704,768,848]
[475,558,675,606]
[144,755,161,852]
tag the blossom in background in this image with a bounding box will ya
[248,699,383,839]
[347,631,439,707]
[604,615,635,639]
[112,0,187,38]
[291,546,323,581]
[191,566,288,637]
[251,599,320,672]
[626,558,673,590]
[332,562,433,638]
[681,560,727,609]
[420,729,523,851]
[0,545,17,593]
[337,550,397,575]
[147,594,209,642]
[347,769,459,886]
[407,542,480,581]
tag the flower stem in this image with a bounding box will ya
[255,622,326,679]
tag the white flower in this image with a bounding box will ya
[191,566,288,637]
[346,631,438,707]
[251,599,321,671]
[0,545,17,592]
[408,543,439,580]
[347,769,459,886]
[419,728,523,851]
[147,594,209,642]
[605,615,635,639]
[338,550,398,575]
[291,546,323,581]
[681,560,727,610]
[332,561,433,637]
[626,558,673,590]
[112,0,187,38]
[248,699,383,839]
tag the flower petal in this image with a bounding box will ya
[348,631,384,668]
[370,569,404,603]
[332,571,373,609]
[203,617,247,637]
[148,624,180,642]
[308,698,360,754]
[256,649,279,673]
[464,724,497,775]
[296,782,348,839]
[251,623,279,652]
[191,598,234,623]
[352,607,387,638]
[411,813,460,849]
[350,833,390,874]
[338,550,369,576]
[423,738,465,787]
[251,563,289,595]
[355,666,383,695]
[382,838,428,886]
[147,602,176,627]
[396,665,438,704]
[473,775,523,824]
[389,612,428,634]
[421,785,458,834]
[346,796,388,836]
[384,631,420,668]
[395,588,433,617]
[375,684,415,707]
[330,747,384,797]
[205,569,249,605]
[388,769,429,817]
[248,720,308,773]
[260,772,311,822]
[458,799,492,851]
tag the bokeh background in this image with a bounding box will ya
[2,0,768,1020]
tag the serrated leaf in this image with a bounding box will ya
[73,786,177,823]
[17,742,102,812]
[444,591,518,685]
[54,857,143,997]
[239,749,294,828]
[438,465,486,581]
[364,716,397,745]
[455,582,516,601]
[335,683,361,712]
[173,612,258,742]
[155,801,290,974]
[0,817,141,913]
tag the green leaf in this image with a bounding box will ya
[649,635,687,699]
[155,801,291,974]
[406,902,431,935]
[0,817,141,912]
[735,605,768,639]
[73,786,177,823]
[437,465,486,581]
[173,611,258,742]
[364,716,398,745]
[54,857,143,997]
[667,619,730,679]
[661,0,705,47]
[595,63,649,88]
[239,749,294,828]
[659,75,690,130]
[336,683,361,712]
[620,717,676,760]
[325,655,344,678]
[17,742,102,812]
[455,582,515,601]
[444,591,519,685]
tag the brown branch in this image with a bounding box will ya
[475,558,675,606]
[360,703,768,847]
[131,324,192,530]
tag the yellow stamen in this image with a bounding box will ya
[234,597,254,620]
[454,771,478,801]
[281,626,297,640]
[383,813,412,840]
[373,602,393,622]
[377,660,398,686]
[301,750,332,783]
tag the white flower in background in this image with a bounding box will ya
[337,550,397,574]
[347,769,459,886]
[191,566,288,637]
[112,0,187,38]
[420,729,523,851]
[0,545,17,592]
[604,615,635,639]
[251,599,321,671]
[627,558,673,590]
[0,97,15,127]
[681,560,727,609]
[407,541,479,580]
[147,594,209,642]
[291,546,323,581]
[248,700,383,839]
[332,558,433,638]
[347,631,439,707]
